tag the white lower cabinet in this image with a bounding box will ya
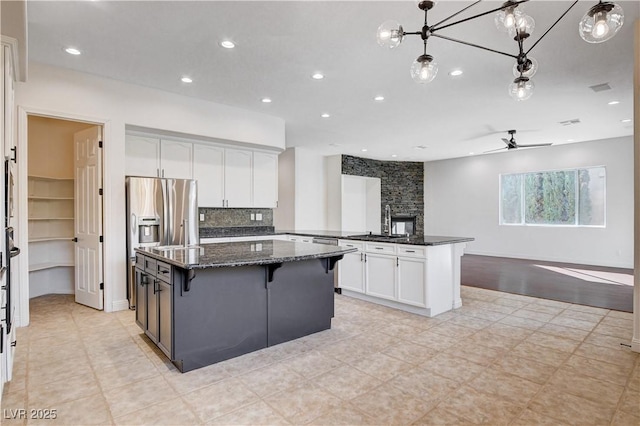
[365,253,396,301]
[337,241,365,293]
[397,256,427,307]
[338,239,430,311]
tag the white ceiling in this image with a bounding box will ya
[26,0,638,161]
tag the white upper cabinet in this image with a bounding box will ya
[125,134,279,208]
[125,136,161,177]
[160,140,193,179]
[224,148,253,207]
[125,137,192,179]
[252,152,278,208]
[193,144,224,207]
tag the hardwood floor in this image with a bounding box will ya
[461,255,634,312]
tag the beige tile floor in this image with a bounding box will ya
[1,286,639,425]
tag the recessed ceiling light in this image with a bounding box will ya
[321,113,330,118]
[361,149,368,152]
[449,69,463,76]
[65,47,81,55]
[567,139,575,142]
[414,145,429,150]
[181,76,193,83]
[261,98,272,103]
[607,100,620,105]
[621,119,632,123]
[312,73,324,80]
[220,40,235,49]
[374,96,385,101]
[468,152,475,155]
[391,154,397,158]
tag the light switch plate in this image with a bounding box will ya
[199,213,205,222]
[250,213,255,221]
[256,213,263,221]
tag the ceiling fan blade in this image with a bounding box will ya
[501,138,510,146]
[516,143,553,148]
[483,147,508,153]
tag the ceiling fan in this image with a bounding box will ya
[484,130,552,153]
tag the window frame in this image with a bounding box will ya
[499,165,606,228]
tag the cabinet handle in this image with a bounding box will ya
[360,253,363,262]
[364,254,367,262]
[158,269,169,275]
[397,257,399,267]
[157,168,160,177]
[162,169,165,178]
[153,279,159,294]
[10,147,17,163]
[374,247,384,250]
[346,244,354,247]
[405,250,416,253]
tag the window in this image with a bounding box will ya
[500,166,605,226]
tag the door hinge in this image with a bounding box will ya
[100,283,104,290]
[99,236,103,243]
[98,141,103,148]
[99,188,103,196]
[72,237,78,242]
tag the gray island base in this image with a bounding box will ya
[135,241,356,373]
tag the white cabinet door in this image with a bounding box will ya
[160,140,193,179]
[125,136,160,177]
[252,152,278,208]
[193,144,224,207]
[365,253,396,301]
[338,241,365,293]
[224,148,252,207]
[397,257,427,307]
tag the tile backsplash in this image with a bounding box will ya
[199,208,274,238]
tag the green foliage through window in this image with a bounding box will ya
[500,167,605,226]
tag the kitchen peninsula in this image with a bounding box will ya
[134,240,355,372]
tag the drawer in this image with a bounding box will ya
[135,252,145,269]
[156,261,172,284]
[338,240,365,251]
[365,242,397,255]
[396,245,426,258]
[143,257,157,275]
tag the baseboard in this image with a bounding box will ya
[463,250,633,270]
[111,299,130,312]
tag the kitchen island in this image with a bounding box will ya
[134,240,355,372]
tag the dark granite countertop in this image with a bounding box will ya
[275,230,474,246]
[197,229,474,246]
[136,240,357,270]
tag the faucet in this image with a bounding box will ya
[384,204,391,236]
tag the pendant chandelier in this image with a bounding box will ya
[377,0,625,101]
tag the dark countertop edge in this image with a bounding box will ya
[136,246,358,270]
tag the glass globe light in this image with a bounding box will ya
[410,54,438,84]
[377,20,404,49]
[495,6,522,33]
[513,57,538,78]
[579,2,624,43]
[509,76,534,101]
[508,13,535,38]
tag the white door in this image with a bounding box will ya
[224,148,252,207]
[125,135,160,177]
[193,143,224,207]
[160,140,193,179]
[252,152,278,208]
[74,126,104,310]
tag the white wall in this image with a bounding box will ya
[15,62,286,316]
[424,136,633,268]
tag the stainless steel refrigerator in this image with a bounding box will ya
[125,177,198,309]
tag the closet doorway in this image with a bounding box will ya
[27,115,104,310]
